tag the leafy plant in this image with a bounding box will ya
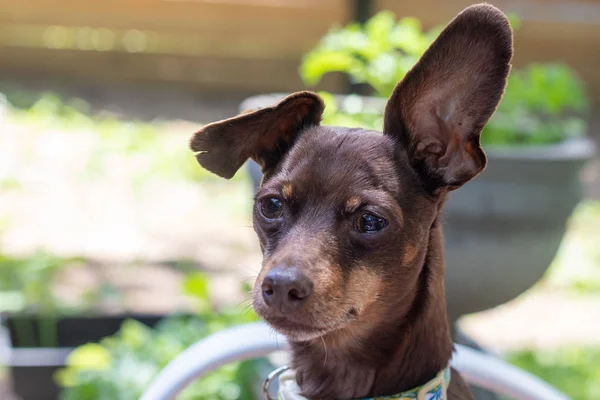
[300,11,589,146]
[56,272,267,400]
[486,64,588,145]
[0,252,84,347]
[508,347,600,400]
[317,92,384,133]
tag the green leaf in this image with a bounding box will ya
[300,50,360,86]
[182,271,210,301]
[66,343,112,371]
[119,319,152,349]
[365,10,396,52]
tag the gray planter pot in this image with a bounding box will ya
[239,94,595,323]
[443,138,594,321]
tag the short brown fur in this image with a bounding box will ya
[190,4,512,399]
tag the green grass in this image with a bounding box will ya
[507,347,600,400]
[543,201,600,294]
[504,201,600,399]
[1,88,246,185]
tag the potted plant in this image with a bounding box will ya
[243,11,595,324]
[55,272,271,400]
[0,252,167,400]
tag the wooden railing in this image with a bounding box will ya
[0,0,350,92]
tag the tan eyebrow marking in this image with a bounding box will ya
[344,196,363,214]
[281,182,293,200]
[402,245,418,265]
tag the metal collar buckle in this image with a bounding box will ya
[263,365,290,400]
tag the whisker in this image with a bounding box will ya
[239,276,258,285]
[320,334,328,367]
[268,326,281,352]
[240,303,255,316]
[233,263,261,275]
[234,299,248,308]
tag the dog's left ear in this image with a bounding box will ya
[190,91,324,179]
[384,4,513,193]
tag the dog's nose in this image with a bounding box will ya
[261,267,312,314]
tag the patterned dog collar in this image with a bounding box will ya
[265,365,451,400]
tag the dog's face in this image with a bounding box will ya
[249,126,434,343]
[191,5,512,343]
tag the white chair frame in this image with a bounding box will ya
[140,322,570,400]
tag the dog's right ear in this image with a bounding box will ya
[190,91,324,179]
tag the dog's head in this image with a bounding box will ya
[191,4,512,343]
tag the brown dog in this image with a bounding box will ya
[190,3,512,399]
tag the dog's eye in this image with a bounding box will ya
[259,197,284,220]
[355,213,387,233]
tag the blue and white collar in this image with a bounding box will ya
[266,365,450,400]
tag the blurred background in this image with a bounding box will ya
[0,1,598,399]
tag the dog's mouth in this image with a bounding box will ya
[264,316,342,341]
[267,316,325,332]
[262,308,358,342]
